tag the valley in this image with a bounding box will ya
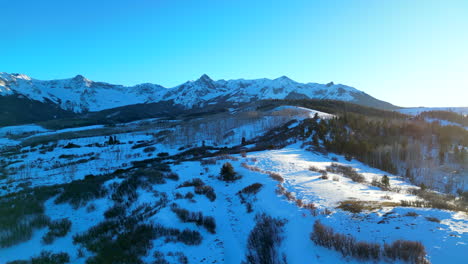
[0,100,466,264]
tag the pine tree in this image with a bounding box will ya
[381,175,390,190]
[220,162,237,181]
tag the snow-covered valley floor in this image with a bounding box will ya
[1,142,467,264]
[0,107,467,264]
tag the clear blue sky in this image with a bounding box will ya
[2,0,467,107]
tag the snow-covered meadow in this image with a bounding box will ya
[0,106,467,264]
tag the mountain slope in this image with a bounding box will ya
[0,73,397,114]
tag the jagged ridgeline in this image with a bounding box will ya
[0,72,397,126]
[1,73,467,263]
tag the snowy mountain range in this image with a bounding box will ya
[0,72,396,113]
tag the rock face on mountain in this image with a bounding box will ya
[0,72,397,113]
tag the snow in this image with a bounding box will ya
[0,115,467,263]
[1,141,467,263]
[0,124,49,137]
[0,72,372,113]
[245,144,418,208]
[398,107,468,116]
[273,105,335,120]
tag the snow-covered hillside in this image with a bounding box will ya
[0,72,395,113]
[398,107,468,116]
[0,107,466,264]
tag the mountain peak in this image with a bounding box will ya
[277,75,291,80]
[0,73,396,112]
[71,75,92,87]
[73,74,88,81]
[197,74,213,83]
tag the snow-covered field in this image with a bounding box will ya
[398,107,468,116]
[0,108,467,264]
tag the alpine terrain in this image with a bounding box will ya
[0,74,467,264]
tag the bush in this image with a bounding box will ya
[311,221,428,264]
[104,204,127,219]
[184,192,195,200]
[320,170,328,180]
[177,178,205,188]
[73,221,200,263]
[384,240,428,264]
[165,172,179,181]
[404,211,419,217]
[176,229,202,245]
[194,185,216,202]
[42,218,72,245]
[0,186,59,247]
[239,183,263,195]
[425,216,441,223]
[79,224,159,264]
[337,200,365,213]
[309,166,320,172]
[157,152,169,157]
[143,146,156,153]
[267,172,284,183]
[326,163,365,183]
[55,175,110,208]
[403,189,468,213]
[63,142,80,149]
[170,205,216,234]
[244,213,287,264]
[238,183,263,213]
[7,251,70,264]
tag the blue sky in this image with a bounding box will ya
[2,0,467,107]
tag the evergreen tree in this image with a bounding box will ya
[381,175,390,190]
[220,162,237,181]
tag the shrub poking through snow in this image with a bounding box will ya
[0,186,59,248]
[63,142,80,149]
[425,216,441,223]
[244,213,287,264]
[384,240,428,264]
[238,183,263,213]
[55,174,111,209]
[402,189,468,213]
[73,218,202,264]
[405,211,419,217]
[326,163,365,183]
[239,183,263,195]
[6,250,70,264]
[177,178,216,201]
[170,204,216,234]
[104,204,127,219]
[143,146,156,153]
[194,185,216,202]
[42,218,72,245]
[177,178,205,189]
[311,221,429,264]
[320,170,328,180]
[337,200,399,214]
[267,172,284,183]
[371,175,391,191]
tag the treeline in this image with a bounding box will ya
[417,110,468,127]
[254,104,468,193]
[256,99,404,119]
[296,113,467,191]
